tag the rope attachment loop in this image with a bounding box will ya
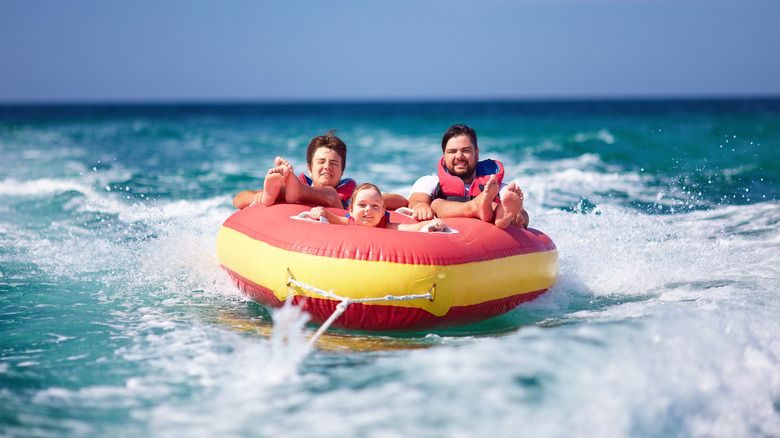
[284,269,435,349]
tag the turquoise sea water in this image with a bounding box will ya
[1,99,779,437]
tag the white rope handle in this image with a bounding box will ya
[289,211,329,223]
[419,224,458,234]
[395,207,415,217]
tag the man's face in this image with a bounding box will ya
[443,135,478,182]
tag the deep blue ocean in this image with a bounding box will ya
[1,99,779,437]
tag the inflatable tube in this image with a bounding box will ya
[217,203,558,332]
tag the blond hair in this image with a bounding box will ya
[349,183,384,208]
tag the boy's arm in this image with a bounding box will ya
[394,217,446,232]
[383,193,408,211]
[233,190,261,209]
[298,185,343,208]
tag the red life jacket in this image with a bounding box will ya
[298,174,357,208]
[434,158,504,202]
[347,211,390,228]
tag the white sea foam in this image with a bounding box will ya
[572,128,616,144]
[502,152,723,212]
[0,177,93,197]
[537,201,780,300]
[117,197,233,223]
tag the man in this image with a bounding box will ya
[407,124,529,229]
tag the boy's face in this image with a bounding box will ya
[309,147,343,187]
[350,189,385,227]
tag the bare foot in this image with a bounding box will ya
[283,163,306,204]
[274,156,291,168]
[494,182,523,229]
[261,165,288,206]
[473,175,499,222]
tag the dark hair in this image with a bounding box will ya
[441,124,477,152]
[306,129,347,171]
[349,183,383,208]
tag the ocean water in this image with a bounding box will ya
[1,99,779,437]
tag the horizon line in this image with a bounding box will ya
[2,92,780,107]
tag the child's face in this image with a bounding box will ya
[350,189,385,227]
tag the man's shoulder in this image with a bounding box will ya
[413,174,438,184]
[410,174,439,195]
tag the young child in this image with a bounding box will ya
[309,183,447,232]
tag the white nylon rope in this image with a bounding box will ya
[285,276,434,350]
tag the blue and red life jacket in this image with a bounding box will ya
[434,158,504,202]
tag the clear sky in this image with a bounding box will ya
[1,0,779,103]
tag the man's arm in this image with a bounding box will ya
[407,192,435,221]
[430,197,484,219]
[407,175,439,220]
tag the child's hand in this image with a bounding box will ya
[309,206,326,220]
[427,217,446,231]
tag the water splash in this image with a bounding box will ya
[267,297,312,381]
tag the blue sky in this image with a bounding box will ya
[1,0,779,103]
